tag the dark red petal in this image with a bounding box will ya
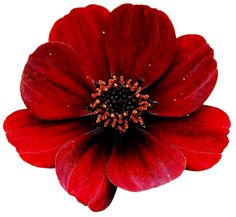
[21,42,93,120]
[149,34,217,117]
[107,129,185,192]
[49,5,110,82]
[105,4,176,88]
[56,132,116,212]
[147,106,230,171]
[4,109,95,168]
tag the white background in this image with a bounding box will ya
[0,0,235,216]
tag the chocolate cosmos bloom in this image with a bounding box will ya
[4,4,230,212]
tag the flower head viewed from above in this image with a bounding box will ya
[4,4,230,212]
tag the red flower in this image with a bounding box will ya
[4,4,230,212]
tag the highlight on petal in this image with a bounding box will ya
[107,129,186,192]
[21,42,92,120]
[4,109,95,168]
[105,4,176,88]
[56,131,116,212]
[49,5,110,83]
[149,34,218,117]
[3,3,231,212]
[147,106,230,171]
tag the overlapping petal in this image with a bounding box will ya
[4,109,95,168]
[49,5,110,83]
[147,106,230,170]
[3,3,231,212]
[105,4,176,88]
[149,35,217,117]
[21,42,92,120]
[107,129,186,192]
[56,131,116,211]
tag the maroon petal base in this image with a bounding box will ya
[107,129,186,192]
[4,109,95,168]
[147,106,230,170]
[56,131,116,212]
[149,35,217,117]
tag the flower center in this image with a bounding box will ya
[88,75,153,133]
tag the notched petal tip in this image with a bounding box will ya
[21,42,92,120]
[49,4,110,84]
[147,105,230,171]
[149,34,218,117]
[4,109,96,168]
[105,3,176,88]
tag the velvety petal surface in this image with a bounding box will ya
[149,34,218,117]
[4,109,95,168]
[49,5,110,83]
[21,42,92,120]
[105,4,176,88]
[56,131,116,211]
[147,106,230,171]
[107,129,186,192]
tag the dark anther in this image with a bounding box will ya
[93,80,99,88]
[138,77,144,85]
